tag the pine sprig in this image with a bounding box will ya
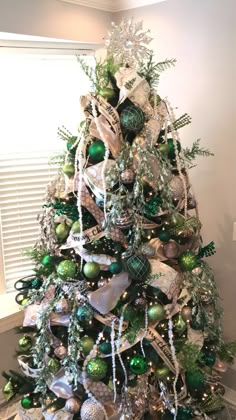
[138,55,176,88]
[184,139,214,164]
[77,56,120,93]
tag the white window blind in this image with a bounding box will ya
[0,43,94,292]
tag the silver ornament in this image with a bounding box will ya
[54,345,67,360]
[138,244,155,257]
[65,397,81,414]
[163,241,180,259]
[80,398,105,420]
[97,278,109,288]
[54,298,69,314]
[120,169,135,184]
[169,176,184,200]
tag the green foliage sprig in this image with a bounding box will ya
[138,55,176,88]
[183,139,214,166]
[77,56,120,92]
[177,343,202,372]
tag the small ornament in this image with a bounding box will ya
[42,255,55,267]
[181,306,192,322]
[65,397,81,414]
[129,355,148,375]
[54,345,67,359]
[159,143,170,155]
[99,87,115,100]
[154,365,170,380]
[202,350,216,367]
[56,222,70,241]
[120,168,135,184]
[148,304,165,322]
[169,176,184,200]
[116,212,133,229]
[109,261,123,275]
[80,398,105,420]
[126,255,151,282]
[186,369,205,396]
[71,221,80,233]
[163,241,180,259]
[99,341,112,354]
[21,395,34,410]
[54,298,69,314]
[48,358,61,374]
[179,251,198,272]
[120,105,145,133]
[83,262,100,279]
[76,306,93,323]
[18,335,33,352]
[62,163,75,178]
[86,357,108,381]
[80,336,95,355]
[174,313,187,334]
[97,278,109,288]
[57,260,76,280]
[3,381,15,401]
[158,230,171,242]
[167,138,181,160]
[89,140,106,164]
[138,244,155,257]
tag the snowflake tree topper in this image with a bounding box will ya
[105,18,153,67]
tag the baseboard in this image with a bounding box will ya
[224,385,236,408]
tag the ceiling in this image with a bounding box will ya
[57,0,166,12]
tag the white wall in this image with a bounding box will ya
[116,0,236,341]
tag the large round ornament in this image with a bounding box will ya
[83,262,100,279]
[57,260,76,280]
[109,261,123,275]
[65,397,81,414]
[120,105,145,133]
[62,163,75,178]
[154,365,170,380]
[76,306,93,323]
[89,140,106,164]
[120,168,135,184]
[80,398,105,420]
[86,357,108,381]
[126,255,151,282]
[80,336,95,355]
[163,241,180,259]
[48,358,61,374]
[56,222,70,241]
[148,304,165,322]
[167,138,181,160]
[129,355,148,375]
[179,251,198,272]
[21,395,33,410]
[3,381,14,401]
[18,335,32,352]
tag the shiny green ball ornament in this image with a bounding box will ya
[71,221,80,233]
[48,358,61,374]
[158,230,171,242]
[18,335,32,352]
[42,255,55,267]
[126,255,151,282]
[86,357,108,381]
[3,381,15,401]
[99,87,115,100]
[167,138,181,160]
[99,341,112,354]
[57,260,76,280]
[159,143,170,155]
[62,163,75,178]
[55,222,70,241]
[83,262,100,279]
[179,251,198,272]
[89,140,106,164]
[129,355,148,375]
[80,336,95,355]
[154,365,170,380]
[21,395,34,410]
[186,369,205,396]
[76,305,93,323]
[120,105,145,133]
[109,261,123,275]
[148,304,165,322]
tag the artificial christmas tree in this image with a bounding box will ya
[3,19,236,420]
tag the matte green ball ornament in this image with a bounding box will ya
[120,105,145,133]
[89,140,106,164]
[99,87,115,100]
[148,304,165,322]
[158,230,171,242]
[57,260,76,280]
[86,357,108,381]
[186,369,205,395]
[76,306,93,323]
[109,261,123,275]
[99,341,112,355]
[129,355,148,375]
[42,255,55,267]
[48,358,61,374]
[167,138,181,160]
[83,262,100,279]
[80,336,95,355]
[62,163,75,178]
[18,335,32,352]
[126,255,151,282]
[56,222,70,241]
[71,221,80,233]
[179,251,198,272]
[154,365,170,380]
[21,395,34,410]
[3,381,15,401]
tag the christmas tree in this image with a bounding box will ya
[3,19,236,420]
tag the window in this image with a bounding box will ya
[0,36,95,293]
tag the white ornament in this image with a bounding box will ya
[80,399,105,420]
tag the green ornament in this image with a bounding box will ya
[83,262,100,279]
[55,222,70,240]
[30,278,42,289]
[3,381,15,401]
[57,260,76,280]
[159,143,170,155]
[167,138,181,160]
[120,105,145,133]
[71,221,80,233]
[99,341,112,355]
[202,350,216,367]
[186,369,205,396]
[86,357,108,381]
[89,140,106,164]
[174,314,187,334]
[21,395,34,410]
[109,261,123,275]
[76,305,93,323]
[129,355,148,375]
[48,358,61,374]
[42,255,55,267]
[154,365,170,380]
[179,251,198,272]
[148,304,165,322]
[80,336,94,355]
[99,87,115,100]
[158,230,171,242]
[62,163,75,178]
[18,335,32,352]
[126,255,151,282]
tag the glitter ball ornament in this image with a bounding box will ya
[80,398,105,420]
[167,138,181,160]
[148,304,165,322]
[86,357,108,381]
[154,365,170,380]
[89,140,106,164]
[48,358,61,374]
[80,336,95,355]
[120,105,145,133]
[109,261,123,275]
[3,381,14,401]
[21,395,33,410]
[57,260,76,280]
[120,168,135,184]
[54,345,67,359]
[163,241,180,259]
[83,261,100,279]
[179,251,198,272]
[129,355,148,375]
[169,176,184,200]
[65,397,81,414]
[126,255,151,282]
[99,341,112,354]
[76,306,93,323]
[158,230,171,242]
[62,163,75,178]
[18,335,32,352]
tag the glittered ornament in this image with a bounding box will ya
[76,306,93,323]
[71,221,80,233]
[86,357,108,381]
[57,260,76,280]
[18,335,32,352]
[89,140,106,164]
[54,298,69,314]
[3,381,14,401]
[129,355,148,375]
[62,163,75,178]
[181,306,192,322]
[109,261,123,275]
[65,397,81,414]
[148,304,165,322]
[179,251,198,272]
[120,105,145,132]
[169,176,185,200]
[158,230,171,242]
[54,345,68,359]
[99,87,115,100]
[186,369,205,396]
[120,168,135,184]
[80,398,105,420]
[154,365,170,380]
[21,395,34,410]
[48,358,61,374]
[83,261,100,279]
[167,138,181,160]
[42,255,55,267]
[163,241,180,259]
[126,255,151,282]
[80,336,95,355]
[99,341,112,354]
